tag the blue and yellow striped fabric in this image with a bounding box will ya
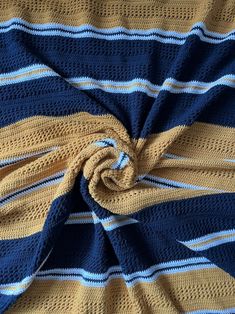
[0,0,235,313]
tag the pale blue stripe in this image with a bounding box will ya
[165,75,235,88]
[0,287,27,296]
[2,64,235,97]
[164,153,235,164]
[65,212,138,230]
[37,257,209,280]
[103,219,138,231]
[126,264,215,287]
[189,235,235,251]
[179,229,235,246]
[65,212,99,225]
[38,265,122,279]
[1,19,235,44]
[143,175,225,192]
[65,218,98,225]
[35,263,215,288]
[67,212,93,218]
[118,153,129,169]
[0,146,58,166]
[186,307,235,314]
[100,215,137,224]
[163,153,187,160]
[0,64,48,77]
[140,178,174,189]
[0,170,65,206]
[0,250,51,296]
[224,158,235,163]
[37,257,209,279]
[94,138,117,148]
[0,19,234,38]
[68,75,235,96]
[0,70,57,86]
[0,26,229,44]
[123,257,210,281]
[0,275,33,295]
[111,152,130,170]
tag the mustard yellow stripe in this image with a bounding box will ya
[168,122,235,160]
[0,186,55,240]
[1,114,234,218]
[7,267,235,313]
[0,113,128,158]
[0,0,235,33]
[0,156,42,181]
[91,186,219,214]
[0,159,66,197]
[150,165,234,192]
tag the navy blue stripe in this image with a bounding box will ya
[130,192,235,277]
[132,193,235,225]
[41,222,197,273]
[0,295,17,314]
[1,32,235,83]
[1,81,235,138]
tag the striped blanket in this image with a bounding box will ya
[0,0,235,313]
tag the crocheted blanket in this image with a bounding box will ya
[0,0,235,313]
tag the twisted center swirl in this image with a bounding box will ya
[84,136,138,192]
[52,112,179,214]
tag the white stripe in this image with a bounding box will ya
[1,19,235,44]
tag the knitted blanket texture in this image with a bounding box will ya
[0,0,235,313]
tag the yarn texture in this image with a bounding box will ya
[0,0,235,313]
